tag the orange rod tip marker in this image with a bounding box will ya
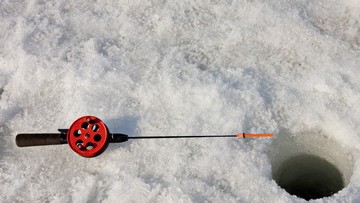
[236,133,273,138]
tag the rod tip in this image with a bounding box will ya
[236,133,273,138]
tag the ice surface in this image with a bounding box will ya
[0,0,360,202]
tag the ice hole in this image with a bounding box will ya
[273,154,344,200]
[268,129,355,200]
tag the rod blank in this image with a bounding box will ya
[128,135,236,139]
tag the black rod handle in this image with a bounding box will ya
[16,133,67,147]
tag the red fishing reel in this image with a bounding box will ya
[16,115,129,158]
[67,116,109,157]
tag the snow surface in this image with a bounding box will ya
[1,0,360,202]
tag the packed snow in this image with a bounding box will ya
[1,0,360,202]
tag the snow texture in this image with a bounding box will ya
[0,0,360,202]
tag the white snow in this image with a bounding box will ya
[1,0,360,202]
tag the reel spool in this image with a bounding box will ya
[67,116,109,157]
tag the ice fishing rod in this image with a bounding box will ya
[16,116,273,157]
